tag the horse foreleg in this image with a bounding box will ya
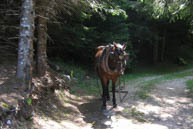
[112,79,117,108]
[101,78,108,110]
[106,80,110,101]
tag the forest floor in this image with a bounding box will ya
[0,63,193,129]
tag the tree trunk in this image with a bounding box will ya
[161,29,167,62]
[16,0,35,89]
[36,0,52,76]
[37,15,48,76]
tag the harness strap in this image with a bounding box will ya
[99,44,118,75]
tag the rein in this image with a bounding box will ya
[96,75,127,102]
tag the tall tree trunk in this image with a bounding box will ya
[36,0,52,76]
[161,29,167,62]
[37,14,48,76]
[16,0,35,89]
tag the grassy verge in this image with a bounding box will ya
[136,70,193,99]
[124,64,193,99]
[186,79,193,95]
[53,60,193,98]
[124,63,193,81]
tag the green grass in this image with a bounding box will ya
[125,64,193,99]
[124,63,193,81]
[53,60,193,98]
[186,79,193,94]
[135,70,193,99]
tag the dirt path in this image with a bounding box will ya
[74,75,193,129]
[2,64,192,129]
[115,76,193,129]
[31,73,193,129]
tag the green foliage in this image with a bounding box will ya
[140,0,191,19]
[1,102,9,109]
[1,0,193,68]
[46,0,193,67]
[27,97,32,105]
[88,0,128,18]
[48,0,132,65]
[70,70,74,78]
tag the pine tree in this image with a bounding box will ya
[16,0,35,89]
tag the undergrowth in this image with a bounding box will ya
[54,61,101,96]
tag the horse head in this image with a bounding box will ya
[109,42,129,75]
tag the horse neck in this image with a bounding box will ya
[108,55,117,70]
[101,46,118,75]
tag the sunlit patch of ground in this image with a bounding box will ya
[32,74,192,129]
[31,90,98,129]
[122,77,193,129]
[30,75,193,129]
[1,63,193,129]
[33,117,93,129]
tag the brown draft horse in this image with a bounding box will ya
[95,42,129,110]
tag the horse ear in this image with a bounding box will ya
[123,44,127,50]
[113,42,117,48]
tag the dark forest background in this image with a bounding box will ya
[1,0,193,69]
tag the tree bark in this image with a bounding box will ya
[36,0,52,76]
[37,14,48,76]
[16,0,35,89]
